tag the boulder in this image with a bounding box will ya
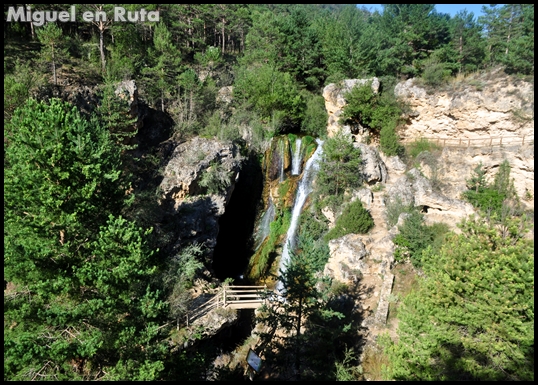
[325,234,370,282]
[354,143,388,184]
[351,187,373,208]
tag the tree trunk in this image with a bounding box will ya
[295,295,303,381]
[99,27,106,73]
[221,18,225,54]
[505,5,514,55]
[459,32,463,73]
[52,44,57,86]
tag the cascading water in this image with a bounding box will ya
[279,139,285,183]
[291,138,302,175]
[254,196,275,251]
[276,139,324,294]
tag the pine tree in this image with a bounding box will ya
[383,214,534,381]
[256,248,323,380]
[4,98,169,380]
[36,22,68,85]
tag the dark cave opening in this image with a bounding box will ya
[211,151,263,283]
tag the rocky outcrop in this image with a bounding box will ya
[351,188,373,208]
[161,137,243,205]
[159,137,243,248]
[432,145,534,209]
[386,168,475,227]
[115,80,144,130]
[325,234,370,282]
[323,78,380,137]
[394,72,534,140]
[354,143,387,184]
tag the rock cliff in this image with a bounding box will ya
[394,70,534,140]
[159,137,244,251]
[320,74,534,342]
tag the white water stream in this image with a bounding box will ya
[276,139,324,294]
[254,196,275,251]
[279,139,285,183]
[291,138,302,175]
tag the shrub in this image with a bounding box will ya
[199,161,232,195]
[379,121,403,156]
[405,138,440,159]
[301,93,328,138]
[393,210,434,268]
[421,59,450,87]
[385,196,414,228]
[325,200,374,241]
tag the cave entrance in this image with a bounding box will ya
[211,152,263,283]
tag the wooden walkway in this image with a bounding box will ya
[401,134,533,148]
[187,285,273,325]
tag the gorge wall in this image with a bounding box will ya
[320,73,534,342]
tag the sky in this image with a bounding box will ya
[357,4,502,18]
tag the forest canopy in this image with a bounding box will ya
[4,3,534,381]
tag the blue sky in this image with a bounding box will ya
[357,4,501,18]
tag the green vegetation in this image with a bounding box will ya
[405,137,442,159]
[383,214,534,381]
[4,99,169,380]
[325,200,374,242]
[199,161,232,195]
[340,80,405,156]
[248,209,292,280]
[462,160,520,218]
[316,132,362,211]
[4,2,534,381]
[393,211,450,268]
[255,248,362,380]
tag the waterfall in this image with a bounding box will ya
[254,197,275,251]
[279,139,285,183]
[291,138,302,175]
[276,139,324,295]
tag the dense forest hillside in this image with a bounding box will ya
[4,4,534,381]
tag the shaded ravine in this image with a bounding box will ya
[276,139,324,294]
[211,152,263,282]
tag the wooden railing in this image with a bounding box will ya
[400,134,533,148]
[186,285,273,325]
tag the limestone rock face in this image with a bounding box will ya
[351,187,373,208]
[394,73,534,140]
[386,168,475,227]
[323,78,380,137]
[433,145,534,210]
[217,86,233,105]
[354,143,387,184]
[159,137,243,248]
[160,137,242,205]
[325,234,370,281]
[115,80,143,130]
[379,154,407,178]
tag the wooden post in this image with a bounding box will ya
[522,135,525,145]
[500,137,503,146]
[443,138,446,147]
[490,137,492,146]
[468,139,470,148]
[459,138,462,146]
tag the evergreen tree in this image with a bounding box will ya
[36,22,68,85]
[142,22,181,112]
[316,132,362,209]
[383,214,534,381]
[4,98,169,380]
